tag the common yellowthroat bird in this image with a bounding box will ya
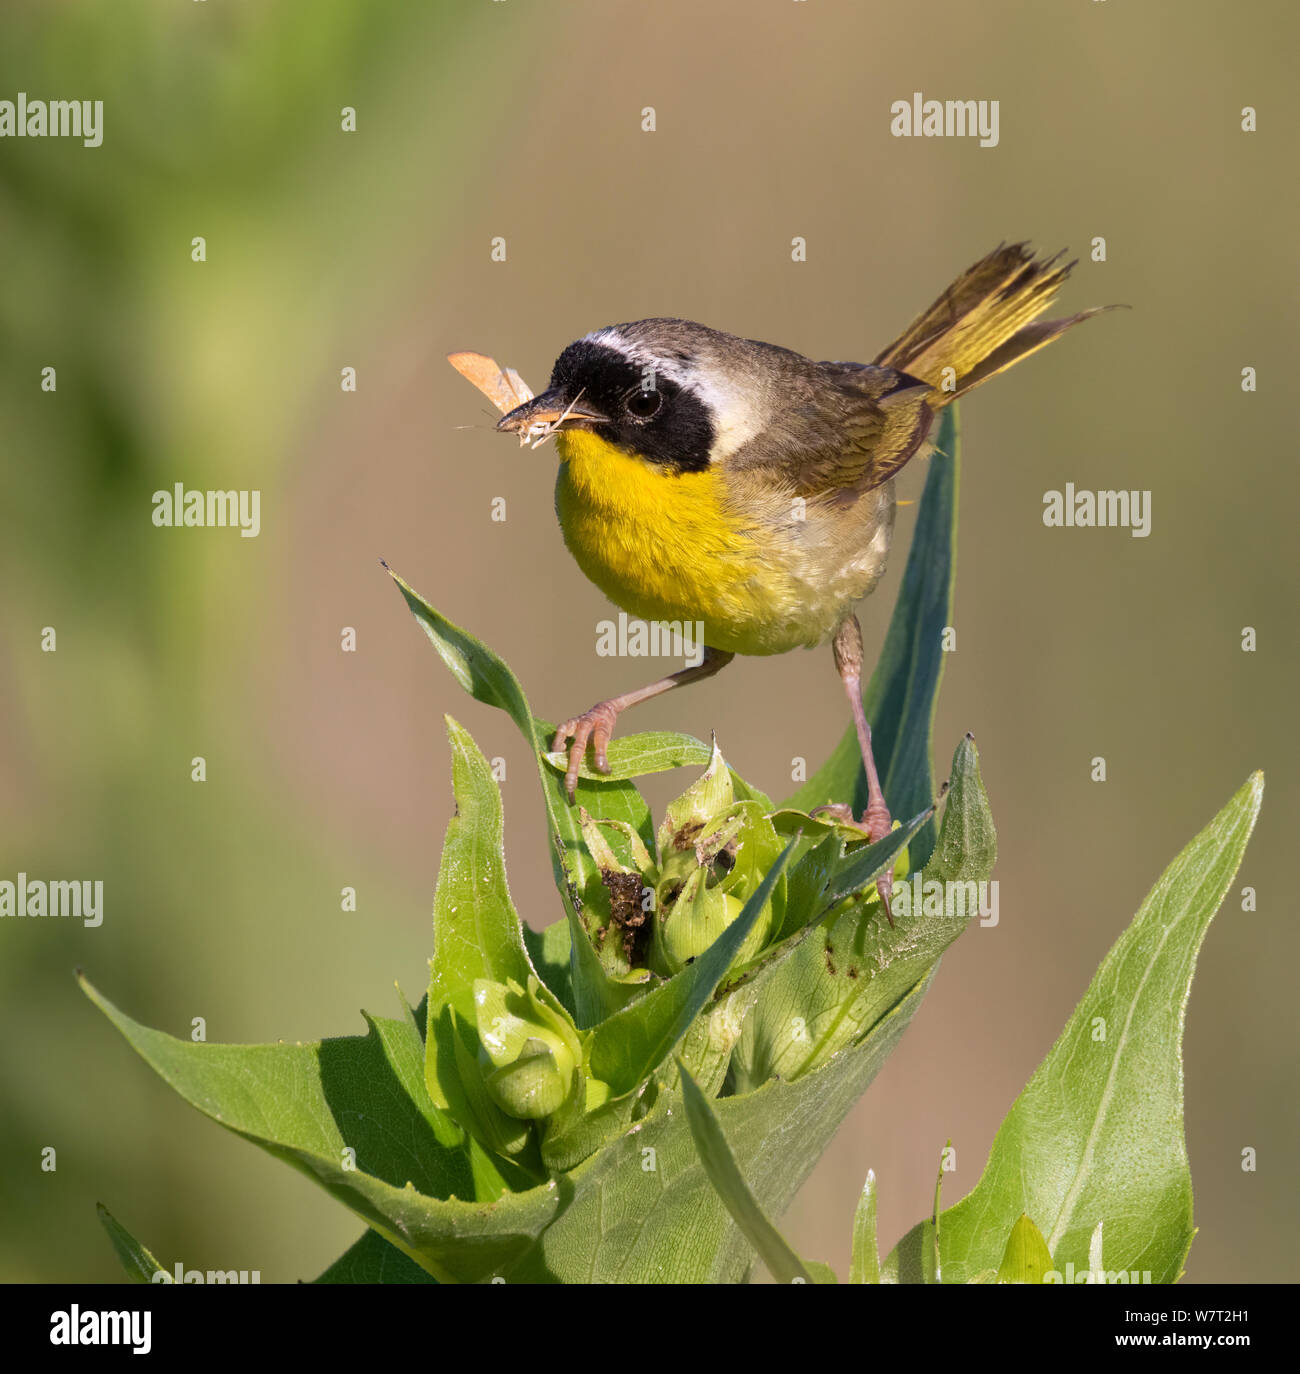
[450,244,1106,912]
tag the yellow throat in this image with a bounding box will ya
[553,430,782,654]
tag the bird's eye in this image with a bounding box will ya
[624,387,663,420]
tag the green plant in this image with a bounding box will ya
[83,410,1262,1283]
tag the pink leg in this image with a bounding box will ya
[553,647,734,802]
[826,615,896,923]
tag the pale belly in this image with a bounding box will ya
[553,432,895,656]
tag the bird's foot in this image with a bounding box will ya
[810,797,892,842]
[553,702,621,803]
[810,796,896,926]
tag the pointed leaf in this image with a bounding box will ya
[849,1171,881,1284]
[96,1205,167,1283]
[313,1229,438,1284]
[386,565,645,1026]
[81,977,554,1282]
[884,772,1263,1283]
[995,1214,1054,1284]
[678,1064,824,1284]
[543,731,711,782]
[428,717,543,1025]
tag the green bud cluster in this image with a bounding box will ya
[579,741,788,981]
[449,741,915,1168]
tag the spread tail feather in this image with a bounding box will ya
[875,243,1111,405]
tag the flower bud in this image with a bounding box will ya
[657,738,734,869]
[652,875,775,976]
[474,976,581,1121]
[654,871,741,975]
[485,1038,571,1120]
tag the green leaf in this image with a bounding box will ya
[386,565,644,1027]
[313,1229,438,1284]
[995,1214,1054,1284]
[522,917,575,1019]
[81,977,555,1282]
[778,829,846,938]
[783,405,960,871]
[543,731,711,782]
[849,1171,881,1284]
[425,718,579,1155]
[674,982,761,1100]
[96,1204,167,1283]
[385,563,539,745]
[769,808,856,840]
[553,735,769,794]
[678,1064,829,1284]
[924,733,998,885]
[884,771,1264,1284]
[728,770,775,811]
[427,718,552,1031]
[539,725,767,811]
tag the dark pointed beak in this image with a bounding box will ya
[496,387,609,436]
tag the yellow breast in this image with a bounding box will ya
[553,431,855,656]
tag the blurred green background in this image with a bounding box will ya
[2,0,1295,1283]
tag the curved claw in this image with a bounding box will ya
[875,867,895,929]
[554,701,620,803]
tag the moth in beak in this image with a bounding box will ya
[497,388,609,448]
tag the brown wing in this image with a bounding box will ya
[737,361,934,501]
[447,351,535,414]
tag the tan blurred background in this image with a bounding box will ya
[1,0,1295,1282]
